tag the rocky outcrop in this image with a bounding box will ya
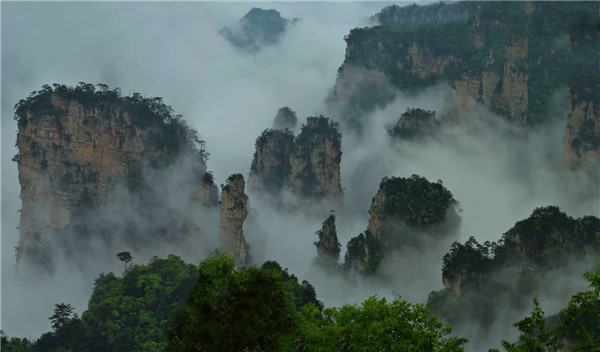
[562,19,600,172]
[345,175,460,274]
[194,172,219,206]
[13,84,215,271]
[249,129,295,195]
[388,108,439,140]
[272,106,297,131]
[291,117,343,201]
[219,174,249,265]
[249,116,343,202]
[408,43,457,80]
[315,214,340,262]
[220,8,294,53]
[563,96,600,171]
[367,175,459,244]
[490,36,528,124]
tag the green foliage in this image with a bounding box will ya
[49,303,75,331]
[381,175,456,228]
[500,262,600,352]
[81,255,198,351]
[500,297,563,352]
[442,236,494,285]
[559,265,600,351]
[31,254,198,352]
[296,116,341,152]
[343,231,383,275]
[1,331,33,352]
[167,252,300,352]
[295,296,468,352]
[116,251,133,273]
[260,261,324,312]
[495,206,600,267]
[431,206,600,339]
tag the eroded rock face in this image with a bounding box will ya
[315,214,340,261]
[249,129,295,195]
[334,2,596,130]
[14,86,215,271]
[249,116,343,203]
[291,117,343,201]
[563,95,600,171]
[219,174,249,265]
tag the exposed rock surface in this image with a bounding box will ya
[249,116,343,202]
[219,174,249,265]
[562,22,600,172]
[563,97,600,171]
[14,84,216,271]
[314,214,340,261]
[272,106,297,131]
[333,2,596,133]
[249,129,295,195]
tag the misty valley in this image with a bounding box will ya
[1,2,599,352]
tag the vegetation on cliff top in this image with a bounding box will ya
[342,1,598,125]
[14,82,208,165]
[343,175,458,275]
[430,206,600,337]
[380,175,457,228]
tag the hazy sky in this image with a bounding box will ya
[1,1,598,345]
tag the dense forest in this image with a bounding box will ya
[2,251,599,351]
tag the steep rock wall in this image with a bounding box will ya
[219,174,249,265]
[14,85,217,270]
[315,214,340,261]
[249,116,343,203]
[563,97,600,171]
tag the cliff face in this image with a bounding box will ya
[14,84,216,271]
[219,174,249,265]
[334,2,596,131]
[563,97,600,171]
[249,129,295,195]
[290,117,343,201]
[249,116,343,202]
[562,15,600,171]
[315,214,340,262]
